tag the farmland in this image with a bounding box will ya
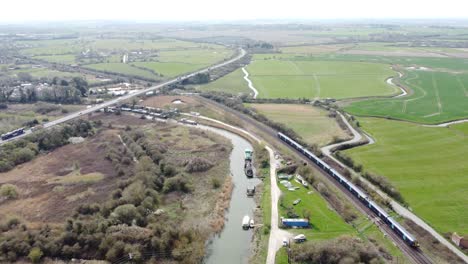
[197,68,250,95]
[16,38,234,81]
[85,63,160,80]
[247,104,350,146]
[246,59,397,99]
[0,103,84,134]
[346,70,468,123]
[343,118,468,236]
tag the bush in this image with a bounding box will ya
[211,178,221,189]
[112,204,139,225]
[291,236,380,263]
[0,160,14,172]
[28,247,43,263]
[185,157,213,173]
[163,175,192,193]
[13,148,36,165]
[0,184,19,199]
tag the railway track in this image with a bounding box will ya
[279,136,433,264]
[197,96,434,264]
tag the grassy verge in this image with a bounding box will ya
[246,103,350,146]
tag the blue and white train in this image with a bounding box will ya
[278,132,419,248]
[1,128,25,141]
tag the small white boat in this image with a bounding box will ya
[294,234,307,243]
[242,215,250,230]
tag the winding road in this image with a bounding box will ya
[321,112,468,264]
[0,48,247,146]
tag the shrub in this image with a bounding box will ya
[0,184,19,199]
[291,236,380,263]
[185,157,213,173]
[112,204,138,225]
[211,178,221,189]
[13,148,36,165]
[28,247,43,263]
[163,175,192,193]
[0,160,14,172]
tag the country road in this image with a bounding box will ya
[0,48,246,146]
[321,112,468,264]
[265,146,291,264]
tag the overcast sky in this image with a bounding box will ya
[1,0,467,23]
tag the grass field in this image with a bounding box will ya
[85,48,232,80]
[246,60,397,99]
[254,53,468,72]
[0,103,85,134]
[246,104,349,146]
[85,63,160,80]
[346,70,468,123]
[279,44,351,54]
[197,68,250,95]
[132,62,202,78]
[278,180,355,240]
[343,118,468,235]
[17,38,233,81]
[33,54,77,64]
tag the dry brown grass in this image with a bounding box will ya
[142,95,198,109]
[0,130,120,225]
[210,176,234,233]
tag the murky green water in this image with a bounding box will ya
[201,126,261,264]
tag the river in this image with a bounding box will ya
[197,125,261,264]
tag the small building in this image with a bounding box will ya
[281,218,309,228]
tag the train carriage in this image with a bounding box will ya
[277,132,419,248]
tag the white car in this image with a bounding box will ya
[282,238,289,247]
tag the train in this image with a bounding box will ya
[1,128,25,141]
[277,132,419,248]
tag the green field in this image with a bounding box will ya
[254,53,468,72]
[344,118,468,235]
[197,68,250,95]
[246,60,397,99]
[157,49,233,65]
[247,104,349,146]
[278,180,354,240]
[33,54,77,64]
[17,38,233,81]
[84,63,160,80]
[346,70,468,123]
[133,62,202,78]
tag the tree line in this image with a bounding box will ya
[0,75,88,104]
